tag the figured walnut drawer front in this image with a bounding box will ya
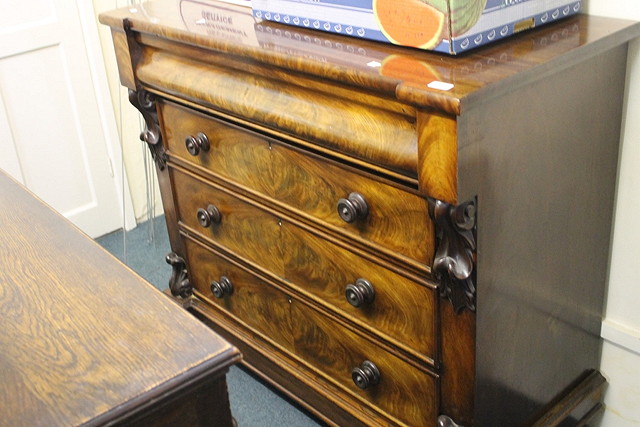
[183,237,296,354]
[171,166,284,274]
[161,101,433,266]
[172,167,436,360]
[182,237,438,426]
[281,225,437,361]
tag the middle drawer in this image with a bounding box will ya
[170,166,437,361]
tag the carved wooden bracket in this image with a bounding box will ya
[128,89,167,170]
[166,252,192,298]
[428,197,477,313]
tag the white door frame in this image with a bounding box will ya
[77,0,137,232]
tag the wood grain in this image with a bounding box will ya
[161,100,276,198]
[109,28,136,90]
[281,222,437,361]
[183,233,439,427]
[140,49,419,177]
[271,140,432,264]
[172,165,437,361]
[99,6,640,115]
[0,170,239,426]
[163,101,433,265]
[171,166,284,275]
[290,302,438,426]
[189,278,421,427]
[417,111,458,204]
[439,302,475,426]
[183,238,295,353]
[141,33,416,119]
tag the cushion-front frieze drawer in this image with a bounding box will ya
[172,166,436,361]
[160,101,433,266]
[183,237,438,426]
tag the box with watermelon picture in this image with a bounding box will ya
[251,0,582,54]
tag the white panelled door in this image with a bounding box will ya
[0,0,129,238]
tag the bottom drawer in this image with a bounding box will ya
[183,236,438,425]
[290,304,439,425]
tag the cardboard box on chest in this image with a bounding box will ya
[252,0,582,54]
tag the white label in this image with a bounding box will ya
[427,81,455,91]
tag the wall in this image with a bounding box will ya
[582,0,640,424]
[92,0,640,423]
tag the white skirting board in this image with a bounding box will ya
[601,319,640,356]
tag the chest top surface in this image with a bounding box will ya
[100,1,640,115]
[0,170,240,426]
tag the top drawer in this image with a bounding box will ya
[160,101,434,266]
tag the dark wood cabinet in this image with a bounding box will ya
[100,2,639,425]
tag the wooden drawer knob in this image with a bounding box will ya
[197,204,221,227]
[351,360,380,389]
[210,276,233,298]
[345,278,375,307]
[185,132,210,156]
[337,192,368,223]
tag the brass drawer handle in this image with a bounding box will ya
[197,204,221,228]
[337,192,368,223]
[351,360,380,389]
[185,132,210,156]
[345,278,375,307]
[210,276,233,298]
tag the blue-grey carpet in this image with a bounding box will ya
[96,216,324,427]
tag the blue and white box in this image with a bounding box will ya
[251,0,582,54]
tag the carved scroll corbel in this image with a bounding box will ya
[128,88,167,170]
[166,252,192,298]
[428,197,477,313]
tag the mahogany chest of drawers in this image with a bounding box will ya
[101,2,640,425]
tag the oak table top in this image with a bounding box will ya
[0,170,240,426]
